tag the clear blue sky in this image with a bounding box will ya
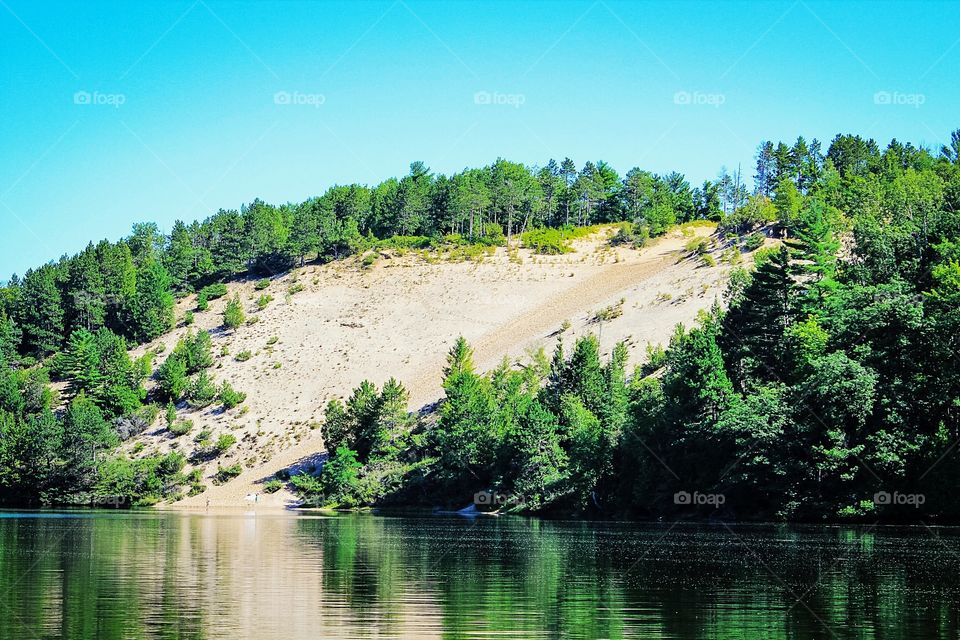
[1,0,957,278]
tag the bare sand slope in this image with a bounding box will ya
[135,224,738,509]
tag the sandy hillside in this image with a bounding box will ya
[128,223,752,508]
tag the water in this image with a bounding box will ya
[1,511,959,639]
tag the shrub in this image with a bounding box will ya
[196,283,228,310]
[361,254,377,269]
[593,298,625,323]
[219,381,247,409]
[235,350,252,362]
[642,342,667,375]
[744,232,765,251]
[479,222,506,246]
[182,310,194,326]
[186,371,218,409]
[685,238,710,255]
[194,429,212,447]
[223,294,245,329]
[522,227,572,254]
[263,479,283,493]
[199,283,228,301]
[290,471,324,502]
[254,278,271,290]
[169,419,193,436]
[213,464,243,485]
[288,283,304,295]
[215,433,237,454]
[256,294,273,310]
[266,336,278,346]
[165,401,177,427]
[156,353,188,400]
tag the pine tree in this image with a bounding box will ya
[722,247,798,383]
[128,258,174,342]
[19,265,65,357]
[223,294,245,330]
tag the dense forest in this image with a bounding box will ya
[2,131,960,520]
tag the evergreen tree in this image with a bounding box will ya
[128,259,174,342]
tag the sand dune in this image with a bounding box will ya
[130,224,742,509]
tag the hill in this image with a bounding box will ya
[121,223,745,507]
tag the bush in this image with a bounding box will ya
[593,298,625,323]
[219,381,247,409]
[213,464,243,485]
[196,283,228,311]
[235,350,252,362]
[263,479,283,493]
[685,238,710,255]
[199,283,228,301]
[186,371,218,409]
[288,283,304,295]
[214,433,237,454]
[254,278,271,290]
[256,294,273,310]
[522,227,572,254]
[182,310,194,326]
[169,419,193,436]
[479,222,506,246]
[156,353,188,400]
[290,471,324,502]
[744,232,765,251]
[194,428,212,447]
[223,294,245,329]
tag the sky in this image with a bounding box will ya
[1,0,957,278]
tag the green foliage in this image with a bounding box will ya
[522,227,573,254]
[254,278,271,290]
[185,371,218,409]
[743,233,765,251]
[213,463,242,485]
[256,294,273,310]
[234,350,252,362]
[196,283,228,311]
[223,294,245,329]
[214,433,237,454]
[168,419,193,437]
[219,381,246,409]
[95,451,187,505]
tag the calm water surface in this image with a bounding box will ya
[1,510,959,639]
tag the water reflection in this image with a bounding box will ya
[1,511,959,639]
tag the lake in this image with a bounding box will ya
[1,510,959,639]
